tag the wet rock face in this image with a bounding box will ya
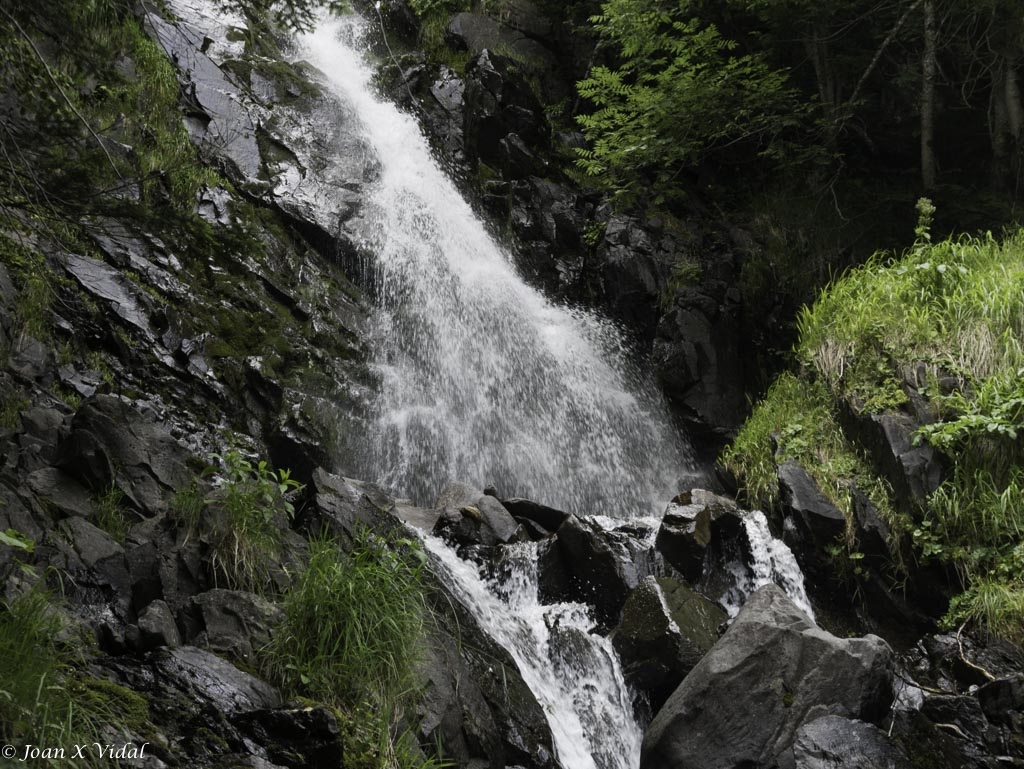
[793,715,911,769]
[148,7,377,250]
[612,576,726,714]
[641,584,894,769]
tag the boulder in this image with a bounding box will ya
[56,395,191,516]
[655,489,745,583]
[137,598,182,650]
[192,589,284,663]
[792,715,910,769]
[612,576,725,712]
[641,584,894,769]
[501,496,570,533]
[152,646,282,716]
[433,481,522,547]
[417,580,557,769]
[555,515,639,627]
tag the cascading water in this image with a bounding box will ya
[720,510,815,620]
[301,17,693,516]
[424,536,643,769]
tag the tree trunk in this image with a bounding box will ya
[921,0,937,190]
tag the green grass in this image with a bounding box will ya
[93,484,130,544]
[261,531,431,769]
[721,372,898,546]
[0,587,150,766]
[197,449,302,593]
[726,211,1024,642]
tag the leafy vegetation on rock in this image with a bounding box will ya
[262,530,434,769]
[725,205,1024,642]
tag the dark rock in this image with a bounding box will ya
[977,674,1024,726]
[778,461,846,547]
[303,468,402,543]
[463,50,549,171]
[231,707,342,769]
[153,646,282,715]
[920,694,994,750]
[26,467,94,518]
[655,489,744,583]
[137,598,182,650]
[555,515,638,627]
[641,584,894,769]
[792,715,910,769]
[653,283,746,439]
[434,481,522,547]
[612,576,725,713]
[837,399,943,511]
[18,407,66,469]
[58,516,132,613]
[56,395,191,516]
[7,337,55,382]
[63,253,156,337]
[418,575,557,769]
[536,537,573,603]
[501,497,570,533]
[193,589,284,663]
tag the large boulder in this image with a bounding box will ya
[641,584,894,769]
[551,515,639,627]
[433,481,523,548]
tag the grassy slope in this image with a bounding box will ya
[723,202,1024,643]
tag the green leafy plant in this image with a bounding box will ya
[200,449,303,593]
[575,0,810,204]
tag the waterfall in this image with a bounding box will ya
[424,535,643,769]
[300,17,693,516]
[719,510,815,620]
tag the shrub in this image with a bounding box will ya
[262,530,430,769]
[193,449,302,593]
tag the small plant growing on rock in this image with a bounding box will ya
[199,449,303,593]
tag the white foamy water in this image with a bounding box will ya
[720,510,815,620]
[424,535,643,769]
[300,16,693,516]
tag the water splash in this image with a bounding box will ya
[300,17,693,516]
[424,535,643,769]
[720,510,815,620]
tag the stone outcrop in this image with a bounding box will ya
[641,585,895,769]
[612,576,726,713]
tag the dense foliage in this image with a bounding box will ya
[575,0,1023,221]
[725,210,1024,642]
